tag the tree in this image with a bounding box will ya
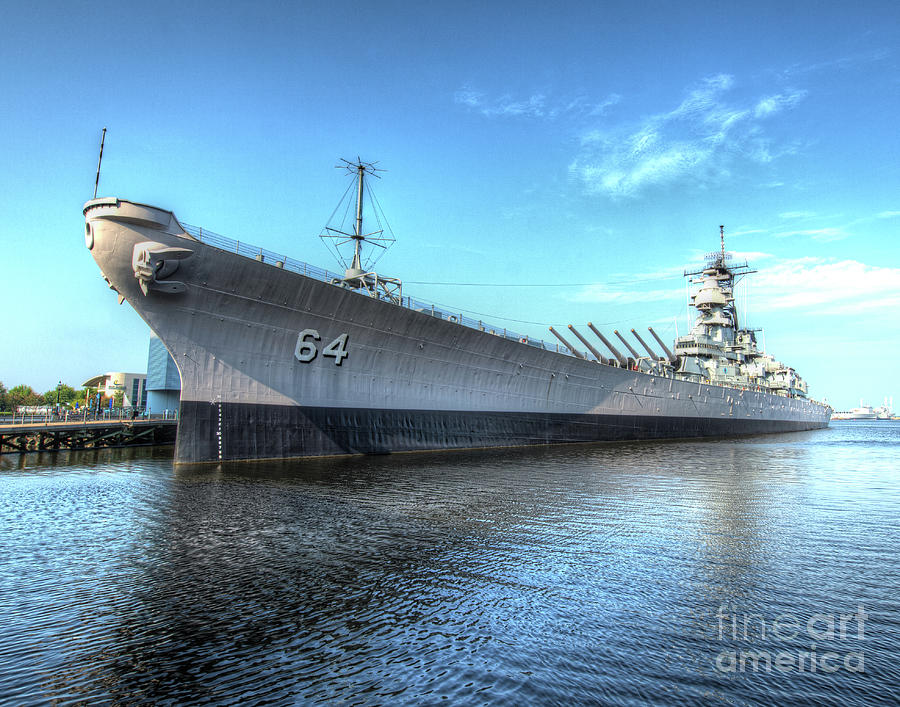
[8,384,43,410]
[42,384,80,407]
[0,381,8,412]
[113,390,125,408]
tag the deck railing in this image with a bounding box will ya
[182,223,574,357]
[178,224,831,408]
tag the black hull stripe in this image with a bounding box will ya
[176,401,829,463]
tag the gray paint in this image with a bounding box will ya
[84,198,831,462]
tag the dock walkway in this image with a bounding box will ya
[0,418,177,454]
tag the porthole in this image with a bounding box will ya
[84,223,94,250]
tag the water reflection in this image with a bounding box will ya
[1,425,897,704]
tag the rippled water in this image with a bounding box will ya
[1,422,898,705]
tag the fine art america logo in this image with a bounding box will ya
[714,605,866,674]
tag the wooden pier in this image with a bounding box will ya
[0,418,177,454]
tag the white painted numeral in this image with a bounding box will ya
[323,334,350,365]
[294,329,320,362]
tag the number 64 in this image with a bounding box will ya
[294,329,349,365]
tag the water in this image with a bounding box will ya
[1,422,897,705]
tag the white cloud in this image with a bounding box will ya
[780,48,892,79]
[569,255,897,320]
[773,227,849,241]
[570,73,808,199]
[454,85,620,121]
[754,90,807,118]
[484,93,547,118]
[589,94,621,116]
[728,228,768,237]
[751,258,900,315]
[453,88,548,118]
[728,250,774,261]
[453,88,482,108]
[877,210,900,219]
[569,284,682,304]
[779,211,815,219]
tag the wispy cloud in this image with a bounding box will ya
[589,94,622,116]
[750,257,900,315]
[569,284,682,304]
[744,208,896,242]
[779,47,892,79]
[754,90,807,118]
[773,227,850,242]
[778,211,816,220]
[728,250,774,261]
[573,255,899,319]
[569,74,808,199]
[454,86,620,121]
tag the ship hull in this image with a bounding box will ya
[180,401,827,462]
[84,198,831,464]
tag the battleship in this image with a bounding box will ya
[83,158,831,463]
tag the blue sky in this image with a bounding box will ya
[1,0,898,410]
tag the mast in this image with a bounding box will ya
[92,127,107,199]
[319,158,402,303]
[352,162,365,273]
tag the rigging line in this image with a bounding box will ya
[324,178,356,228]
[340,185,355,234]
[404,273,683,287]
[368,181,393,236]
[366,185,394,269]
[319,178,357,268]
[421,297,651,328]
[364,180,382,230]
[363,180,394,269]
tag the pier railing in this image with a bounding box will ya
[183,223,574,357]
[1,410,178,426]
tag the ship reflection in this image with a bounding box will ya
[37,436,822,703]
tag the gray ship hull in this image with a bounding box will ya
[180,401,826,461]
[84,198,831,464]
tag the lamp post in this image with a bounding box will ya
[56,380,62,419]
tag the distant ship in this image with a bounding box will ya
[83,158,831,464]
[832,398,894,420]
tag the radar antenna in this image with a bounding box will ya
[319,158,402,303]
[685,224,756,331]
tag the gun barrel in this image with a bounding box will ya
[587,323,627,366]
[614,330,642,360]
[548,326,585,359]
[568,325,608,364]
[630,328,659,360]
[647,327,677,363]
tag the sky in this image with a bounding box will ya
[1,0,898,410]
